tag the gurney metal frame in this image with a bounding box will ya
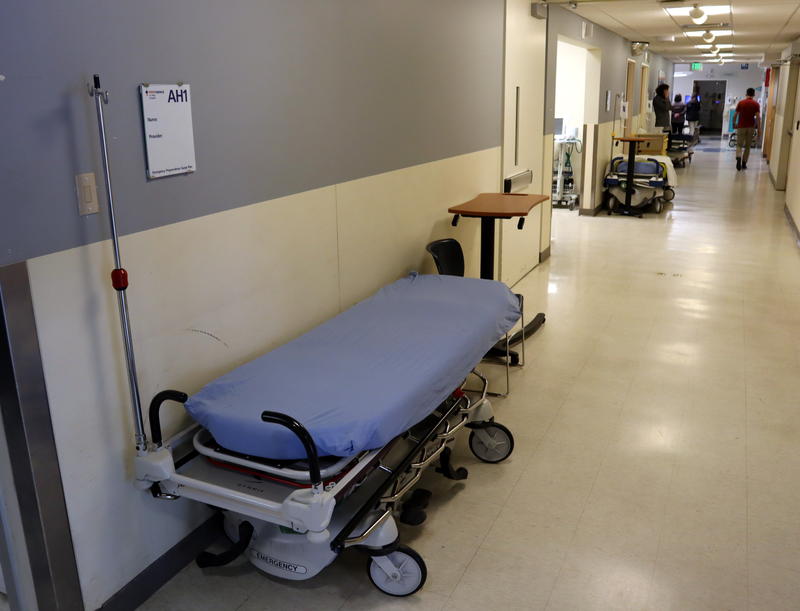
[134,370,512,595]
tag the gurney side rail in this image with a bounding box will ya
[149,390,190,447]
[330,396,466,553]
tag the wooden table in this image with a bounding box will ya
[448,193,549,280]
[616,137,649,215]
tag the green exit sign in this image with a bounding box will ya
[691,62,703,71]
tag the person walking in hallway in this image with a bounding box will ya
[734,88,760,171]
[686,94,701,141]
[653,84,671,133]
[671,94,687,134]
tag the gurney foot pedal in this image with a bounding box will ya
[399,489,432,526]
[436,447,468,481]
[399,506,427,526]
[196,520,254,568]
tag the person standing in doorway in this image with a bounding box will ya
[671,94,687,134]
[734,88,761,171]
[653,84,671,132]
[686,94,701,141]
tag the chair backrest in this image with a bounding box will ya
[426,239,465,277]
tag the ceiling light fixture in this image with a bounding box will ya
[702,30,715,43]
[685,29,733,38]
[665,5,730,18]
[689,4,708,25]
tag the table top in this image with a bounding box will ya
[448,193,549,218]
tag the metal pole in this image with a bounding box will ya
[89,74,148,454]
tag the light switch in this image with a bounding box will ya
[75,172,99,215]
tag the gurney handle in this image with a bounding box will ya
[381,471,423,504]
[149,390,189,447]
[410,440,448,470]
[342,508,393,547]
[261,411,322,492]
[436,413,469,440]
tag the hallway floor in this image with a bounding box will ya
[141,141,800,610]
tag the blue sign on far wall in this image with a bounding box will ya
[741,63,749,70]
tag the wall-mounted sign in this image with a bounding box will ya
[139,84,196,179]
[741,63,750,70]
[691,62,703,71]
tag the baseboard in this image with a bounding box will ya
[579,206,602,217]
[99,513,222,611]
[785,204,800,248]
[539,246,551,262]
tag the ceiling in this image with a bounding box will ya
[558,0,800,63]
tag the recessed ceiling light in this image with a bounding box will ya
[666,5,730,18]
[702,31,716,42]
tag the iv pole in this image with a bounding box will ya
[88,74,148,455]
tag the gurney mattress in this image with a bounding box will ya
[616,161,662,175]
[186,274,521,460]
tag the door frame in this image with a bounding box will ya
[624,58,637,136]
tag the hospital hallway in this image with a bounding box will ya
[137,145,800,610]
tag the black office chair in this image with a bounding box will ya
[426,239,465,277]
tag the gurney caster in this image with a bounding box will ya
[368,545,427,597]
[468,422,514,463]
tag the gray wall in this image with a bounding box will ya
[0,0,504,266]
[545,6,673,133]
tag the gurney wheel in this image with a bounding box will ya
[368,545,427,597]
[663,188,675,202]
[469,423,514,463]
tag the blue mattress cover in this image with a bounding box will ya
[185,273,521,460]
[617,161,661,175]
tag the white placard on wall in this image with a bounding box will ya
[140,84,196,179]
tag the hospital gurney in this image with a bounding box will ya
[135,274,521,597]
[667,133,696,168]
[604,156,676,215]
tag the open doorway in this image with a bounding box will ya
[694,80,728,134]
[552,39,588,211]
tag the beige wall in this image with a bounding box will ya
[541,134,555,254]
[770,61,799,190]
[784,71,800,225]
[501,0,549,282]
[26,147,500,608]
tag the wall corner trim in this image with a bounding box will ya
[784,204,800,247]
[539,246,551,262]
[0,261,85,610]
